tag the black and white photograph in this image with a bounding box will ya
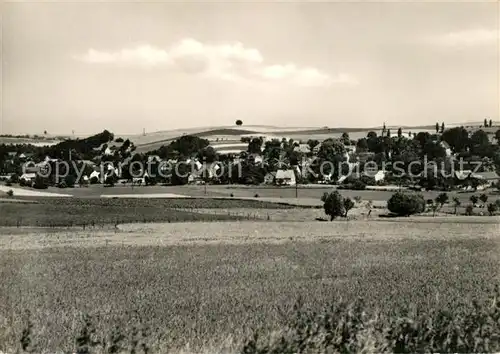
[0,0,499,353]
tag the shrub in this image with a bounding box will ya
[5,181,12,187]
[470,195,479,205]
[33,175,49,189]
[479,193,488,204]
[487,203,498,216]
[321,191,345,220]
[465,204,474,216]
[435,192,449,206]
[230,193,234,198]
[387,192,425,216]
[9,173,19,183]
[6,189,14,197]
[254,193,259,198]
[65,175,76,188]
[115,137,124,143]
[343,197,355,217]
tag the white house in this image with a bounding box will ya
[275,169,296,186]
[439,141,452,157]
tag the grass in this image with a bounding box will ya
[0,221,499,353]
[0,198,294,227]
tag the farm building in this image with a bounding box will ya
[20,173,36,185]
[275,169,296,186]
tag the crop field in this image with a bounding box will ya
[0,197,294,227]
[1,221,500,353]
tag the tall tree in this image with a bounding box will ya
[484,118,488,128]
[435,122,439,134]
[341,132,350,145]
[397,128,402,138]
[440,122,445,133]
[489,119,493,127]
[386,129,391,138]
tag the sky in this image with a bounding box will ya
[1,1,499,135]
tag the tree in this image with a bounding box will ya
[430,201,439,217]
[479,193,488,205]
[496,129,500,144]
[435,192,449,208]
[435,122,439,134]
[356,138,368,152]
[487,203,498,216]
[235,120,243,126]
[321,191,345,221]
[484,118,488,128]
[452,197,461,215]
[343,197,355,217]
[465,204,474,216]
[247,137,263,154]
[387,192,426,216]
[386,129,391,138]
[367,131,377,139]
[470,195,478,205]
[397,128,402,138]
[441,127,469,153]
[489,119,493,127]
[341,132,350,145]
[441,122,445,133]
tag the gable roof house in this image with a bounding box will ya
[275,169,296,186]
[293,144,311,154]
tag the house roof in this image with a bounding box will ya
[293,144,311,154]
[473,171,500,180]
[440,141,451,149]
[275,169,295,180]
[20,173,36,179]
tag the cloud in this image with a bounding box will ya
[427,28,498,47]
[75,38,356,88]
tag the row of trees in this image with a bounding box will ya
[321,190,500,220]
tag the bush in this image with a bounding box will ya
[230,193,234,198]
[487,203,498,216]
[254,193,259,198]
[5,181,12,187]
[6,189,14,197]
[115,137,124,143]
[465,204,474,216]
[33,175,49,189]
[321,191,345,220]
[387,192,425,216]
[65,175,76,188]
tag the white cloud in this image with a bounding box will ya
[428,28,498,47]
[75,38,356,88]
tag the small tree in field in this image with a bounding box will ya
[465,204,474,216]
[321,191,345,221]
[479,193,488,205]
[470,195,479,205]
[487,203,498,216]
[343,197,355,217]
[435,192,449,209]
[429,201,439,217]
[452,197,461,215]
[235,120,243,126]
[387,192,426,216]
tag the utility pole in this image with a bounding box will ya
[295,181,298,198]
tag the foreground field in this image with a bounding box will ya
[0,221,499,353]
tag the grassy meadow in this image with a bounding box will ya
[1,220,500,353]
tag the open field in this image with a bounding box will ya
[0,197,296,227]
[128,125,438,154]
[27,183,500,204]
[1,220,499,352]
